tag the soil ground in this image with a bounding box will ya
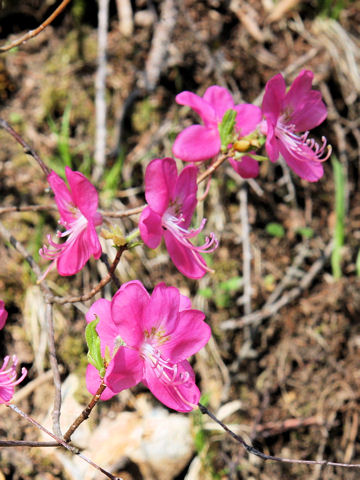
[0,1,360,479]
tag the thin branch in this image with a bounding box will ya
[0,205,56,215]
[238,184,252,316]
[45,303,62,438]
[0,0,72,53]
[7,404,122,480]
[199,403,360,469]
[49,245,126,304]
[92,0,110,183]
[0,440,58,447]
[197,154,228,185]
[0,118,50,176]
[100,205,145,218]
[63,383,106,443]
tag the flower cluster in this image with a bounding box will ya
[173,70,331,182]
[86,281,211,412]
[32,69,331,413]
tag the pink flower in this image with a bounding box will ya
[0,300,8,330]
[86,281,211,412]
[261,70,331,182]
[0,355,27,404]
[139,158,218,279]
[40,166,102,277]
[172,85,262,178]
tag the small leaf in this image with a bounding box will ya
[85,317,105,377]
[218,109,237,151]
[219,276,243,292]
[266,222,285,238]
[198,287,213,299]
[296,227,314,239]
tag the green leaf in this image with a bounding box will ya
[331,156,346,279]
[198,287,213,299]
[218,109,237,151]
[85,317,105,378]
[265,222,285,238]
[219,276,242,292]
[295,227,314,239]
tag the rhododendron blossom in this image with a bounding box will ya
[261,70,331,182]
[139,157,218,279]
[40,166,102,278]
[0,300,8,330]
[0,355,27,404]
[86,281,211,412]
[173,85,262,178]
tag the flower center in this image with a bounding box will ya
[276,120,331,163]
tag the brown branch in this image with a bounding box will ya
[0,0,72,53]
[199,403,360,469]
[0,440,58,447]
[49,245,126,304]
[7,405,122,480]
[100,205,145,218]
[63,383,107,443]
[0,205,56,215]
[197,154,228,185]
[0,118,50,176]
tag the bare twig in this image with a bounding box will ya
[0,118,50,176]
[0,205,56,215]
[49,245,126,305]
[197,154,228,185]
[45,303,63,438]
[238,184,252,316]
[100,205,145,218]
[7,405,122,480]
[63,383,107,443]
[221,241,333,330]
[0,0,72,52]
[199,403,360,469]
[93,0,110,183]
[0,440,58,447]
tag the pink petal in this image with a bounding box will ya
[228,155,260,178]
[144,158,177,215]
[284,70,314,111]
[289,91,327,131]
[173,165,198,227]
[48,171,75,224]
[172,125,220,162]
[104,347,143,393]
[144,359,200,412]
[179,295,192,312]
[163,230,207,279]
[175,91,217,127]
[139,206,163,249]
[0,300,8,330]
[111,281,150,346]
[56,229,91,276]
[160,309,210,363]
[65,167,100,220]
[279,144,324,182]
[86,364,117,400]
[203,86,235,121]
[262,73,286,124]
[234,104,262,136]
[0,385,15,403]
[143,283,180,334]
[264,122,279,162]
[86,221,102,259]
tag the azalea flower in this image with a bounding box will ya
[40,167,102,278]
[0,300,8,330]
[86,281,211,412]
[172,85,262,178]
[0,355,27,404]
[261,70,331,182]
[139,157,218,279]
